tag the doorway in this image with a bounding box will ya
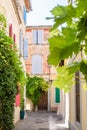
[38,91,48,111]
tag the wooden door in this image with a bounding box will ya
[38,91,48,110]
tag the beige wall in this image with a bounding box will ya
[0,0,20,48]
[0,0,28,124]
[14,107,20,124]
[26,97,34,111]
[50,86,58,111]
[0,0,20,124]
[69,76,87,130]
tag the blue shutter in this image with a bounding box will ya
[32,55,37,74]
[23,6,26,24]
[24,38,28,59]
[20,29,23,56]
[32,55,42,74]
[38,30,42,44]
[33,30,37,44]
[36,55,42,73]
[55,88,60,103]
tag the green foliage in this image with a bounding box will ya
[20,99,25,110]
[67,62,80,74]
[0,13,6,30]
[0,13,25,130]
[26,75,49,106]
[80,60,87,81]
[48,0,87,92]
[53,66,74,92]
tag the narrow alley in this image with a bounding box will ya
[14,111,69,130]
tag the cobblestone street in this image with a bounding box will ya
[14,111,69,130]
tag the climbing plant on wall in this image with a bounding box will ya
[48,0,87,92]
[0,13,25,130]
[26,75,49,107]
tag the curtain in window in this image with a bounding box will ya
[32,55,42,74]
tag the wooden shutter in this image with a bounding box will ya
[13,34,16,43]
[15,94,20,106]
[20,29,23,56]
[24,38,28,59]
[9,24,12,37]
[23,6,26,24]
[38,30,42,44]
[55,88,60,103]
[75,71,80,122]
[32,55,42,74]
[33,30,37,44]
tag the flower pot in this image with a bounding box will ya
[20,110,25,119]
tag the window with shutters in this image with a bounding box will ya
[32,30,43,44]
[55,88,60,103]
[23,38,28,59]
[75,71,80,123]
[32,55,42,74]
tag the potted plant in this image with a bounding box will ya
[20,99,25,119]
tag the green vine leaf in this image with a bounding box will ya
[67,62,80,74]
[80,60,87,81]
[76,0,87,17]
[53,66,74,92]
[48,0,87,92]
[51,4,76,29]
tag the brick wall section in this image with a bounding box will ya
[26,26,53,80]
[26,26,60,112]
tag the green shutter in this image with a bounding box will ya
[55,88,60,103]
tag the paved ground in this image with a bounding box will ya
[14,111,69,130]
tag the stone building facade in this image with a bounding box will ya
[25,25,60,112]
[0,0,32,123]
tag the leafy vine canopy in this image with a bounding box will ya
[47,0,87,92]
[26,75,49,106]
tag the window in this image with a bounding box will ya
[55,88,60,103]
[32,55,42,74]
[33,30,42,44]
[23,38,28,59]
[75,71,80,123]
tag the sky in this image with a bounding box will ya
[26,0,68,26]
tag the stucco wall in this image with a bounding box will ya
[0,0,26,124]
[26,97,34,111]
[69,79,87,130]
